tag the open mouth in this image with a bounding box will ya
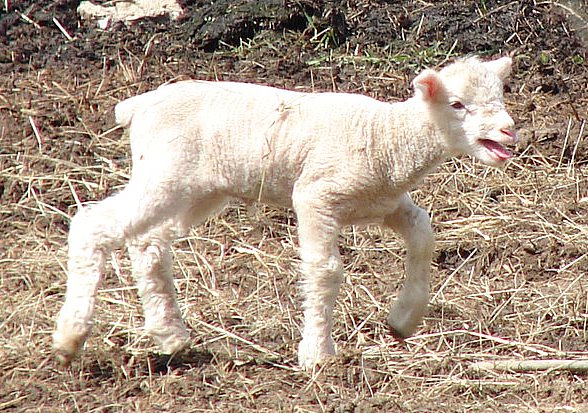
[478,129,517,162]
[479,139,513,161]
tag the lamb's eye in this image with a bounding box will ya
[450,101,465,110]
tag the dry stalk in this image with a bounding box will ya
[471,359,588,373]
[52,17,74,42]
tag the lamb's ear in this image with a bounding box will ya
[413,69,446,102]
[483,56,512,82]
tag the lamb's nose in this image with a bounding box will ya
[500,128,518,143]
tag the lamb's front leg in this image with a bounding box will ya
[384,194,435,338]
[294,193,343,369]
[127,225,190,355]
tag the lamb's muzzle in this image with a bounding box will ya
[53,56,516,369]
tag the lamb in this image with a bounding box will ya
[52,56,516,369]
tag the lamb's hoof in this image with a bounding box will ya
[388,324,410,341]
[297,337,336,370]
[52,331,86,367]
[386,311,420,340]
[54,349,75,367]
[157,331,191,355]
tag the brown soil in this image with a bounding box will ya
[2,1,588,412]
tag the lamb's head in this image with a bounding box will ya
[412,56,516,166]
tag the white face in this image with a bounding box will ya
[440,58,517,166]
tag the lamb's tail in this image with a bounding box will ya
[115,82,182,128]
[114,91,160,128]
[115,81,199,128]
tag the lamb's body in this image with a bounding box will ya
[119,81,442,214]
[53,57,516,368]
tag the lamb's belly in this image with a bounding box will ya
[254,188,295,208]
[343,196,403,226]
[350,216,386,226]
[234,175,295,208]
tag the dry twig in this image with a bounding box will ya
[471,359,588,373]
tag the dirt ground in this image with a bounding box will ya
[2,0,588,412]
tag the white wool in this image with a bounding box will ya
[53,57,516,368]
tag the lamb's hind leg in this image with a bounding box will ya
[384,194,435,338]
[53,190,138,365]
[127,224,189,355]
[53,181,191,365]
[126,197,227,355]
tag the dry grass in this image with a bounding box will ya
[2,3,588,411]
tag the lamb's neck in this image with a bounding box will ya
[377,99,452,189]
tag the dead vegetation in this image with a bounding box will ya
[1,0,588,412]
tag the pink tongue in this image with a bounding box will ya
[481,139,512,160]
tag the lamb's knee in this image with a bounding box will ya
[406,206,434,253]
[300,253,343,280]
[130,243,170,278]
[299,254,344,304]
[386,198,434,248]
[69,203,127,255]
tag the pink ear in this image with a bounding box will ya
[413,69,444,102]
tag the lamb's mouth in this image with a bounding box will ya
[478,138,513,161]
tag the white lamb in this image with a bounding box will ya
[53,56,516,369]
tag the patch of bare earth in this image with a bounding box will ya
[1,1,588,412]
